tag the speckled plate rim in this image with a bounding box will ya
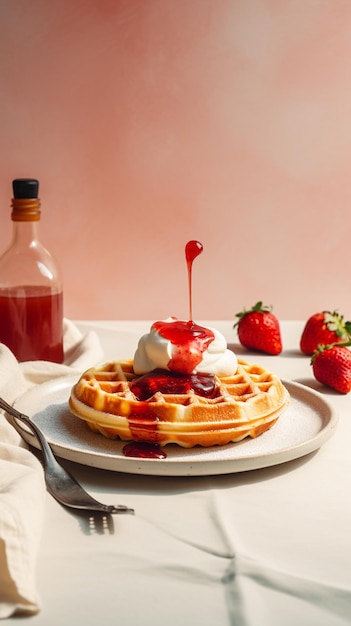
[11,375,338,476]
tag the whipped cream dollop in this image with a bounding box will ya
[133,318,237,376]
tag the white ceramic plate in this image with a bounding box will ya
[12,375,338,476]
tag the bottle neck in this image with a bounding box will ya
[11,219,40,248]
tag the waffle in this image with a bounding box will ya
[69,359,289,448]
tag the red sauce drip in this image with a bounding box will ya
[122,441,167,459]
[153,319,214,374]
[123,368,219,458]
[126,405,159,443]
[185,240,203,321]
[122,240,210,460]
[130,368,219,400]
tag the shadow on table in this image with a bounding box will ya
[62,450,318,534]
[227,342,306,359]
[68,510,117,535]
[66,447,319,501]
[294,376,343,396]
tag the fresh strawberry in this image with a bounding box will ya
[234,301,282,355]
[300,310,351,355]
[311,343,351,393]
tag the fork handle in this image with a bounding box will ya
[0,397,90,500]
[0,396,135,515]
[0,397,58,472]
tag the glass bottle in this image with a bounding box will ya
[0,178,64,362]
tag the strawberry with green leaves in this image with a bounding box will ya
[300,310,351,355]
[311,343,351,394]
[234,301,282,355]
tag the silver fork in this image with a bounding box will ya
[0,397,134,516]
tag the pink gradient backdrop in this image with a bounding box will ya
[1,0,351,321]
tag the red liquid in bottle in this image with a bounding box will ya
[0,286,63,362]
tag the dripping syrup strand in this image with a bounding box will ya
[185,240,203,321]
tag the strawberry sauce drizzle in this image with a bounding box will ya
[123,442,167,459]
[130,368,219,400]
[185,240,203,321]
[153,319,214,374]
[122,240,215,460]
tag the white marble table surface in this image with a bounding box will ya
[3,320,351,626]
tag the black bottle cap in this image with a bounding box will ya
[12,178,39,199]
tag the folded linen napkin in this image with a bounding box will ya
[0,320,103,618]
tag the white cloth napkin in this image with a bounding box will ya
[0,319,103,619]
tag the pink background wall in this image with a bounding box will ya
[1,0,351,321]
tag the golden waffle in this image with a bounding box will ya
[69,359,289,448]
